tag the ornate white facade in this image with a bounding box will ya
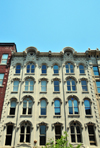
[0,46,100,148]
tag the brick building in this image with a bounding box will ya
[0,43,17,119]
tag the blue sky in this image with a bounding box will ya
[0,0,100,52]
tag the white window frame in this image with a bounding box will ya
[22,98,33,115]
[67,79,76,91]
[13,80,19,92]
[41,80,47,92]
[65,63,74,73]
[81,80,88,92]
[25,79,34,91]
[68,99,79,115]
[26,63,35,74]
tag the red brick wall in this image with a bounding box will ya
[0,44,16,119]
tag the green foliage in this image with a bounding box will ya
[42,132,82,148]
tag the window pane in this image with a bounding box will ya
[0,74,4,79]
[71,135,75,142]
[10,108,15,115]
[54,65,58,74]
[77,135,81,142]
[26,135,30,142]
[11,101,16,107]
[20,135,24,142]
[40,125,46,134]
[71,126,74,133]
[2,54,8,59]
[5,136,12,145]
[21,126,25,133]
[76,126,80,133]
[55,126,61,134]
[93,66,99,76]
[40,136,46,145]
[54,100,60,107]
[55,108,60,115]
[68,100,72,107]
[42,65,46,74]
[27,126,30,133]
[41,100,46,107]
[88,126,94,134]
[7,126,13,134]
[41,108,46,115]
[27,65,30,73]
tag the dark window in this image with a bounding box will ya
[16,65,21,73]
[5,125,13,145]
[79,65,85,74]
[20,124,30,143]
[71,123,82,143]
[42,65,47,74]
[81,80,87,91]
[54,81,59,91]
[88,125,96,145]
[10,101,16,115]
[93,66,99,76]
[54,65,58,74]
[55,125,61,141]
[96,81,100,93]
[84,100,91,115]
[41,100,46,115]
[40,125,46,145]
[54,100,60,115]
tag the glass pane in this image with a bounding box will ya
[71,126,74,133]
[29,100,32,108]
[41,81,46,85]
[80,70,84,73]
[74,100,78,107]
[5,135,12,145]
[77,135,81,142]
[54,81,59,85]
[67,80,70,85]
[93,66,98,71]
[82,86,87,91]
[30,86,33,91]
[42,65,46,69]
[25,86,28,91]
[40,125,46,134]
[41,108,46,115]
[28,108,32,114]
[55,126,61,134]
[81,80,86,85]
[11,101,16,107]
[97,87,100,93]
[21,126,25,133]
[54,70,58,73]
[68,100,72,107]
[54,100,60,107]
[88,126,94,134]
[20,135,24,142]
[14,81,19,85]
[7,126,13,134]
[27,126,30,133]
[10,108,15,115]
[54,65,58,70]
[54,86,59,91]
[23,100,27,107]
[67,86,71,91]
[66,69,69,73]
[69,107,73,114]
[41,100,46,107]
[40,136,46,145]
[79,65,84,69]
[41,86,46,91]
[66,65,68,68]
[71,135,75,142]
[76,126,80,133]
[74,107,78,114]
[84,100,90,107]
[72,86,76,91]
[13,86,18,91]
[2,54,8,59]
[85,108,91,115]
[55,108,60,115]
[0,74,4,79]
[26,135,30,142]
[94,71,99,75]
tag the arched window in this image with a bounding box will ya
[9,100,16,115]
[22,99,32,115]
[88,125,96,145]
[5,125,13,146]
[54,80,59,91]
[81,80,88,91]
[67,79,76,91]
[66,63,74,73]
[16,65,21,74]
[53,65,59,74]
[84,100,91,115]
[41,100,46,115]
[54,100,60,115]
[40,125,46,145]
[20,122,31,143]
[79,65,85,74]
[68,98,79,114]
[70,122,82,143]
[55,124,61,140]
[25,79,34,91]
[27,63,35,73]
[13,80,19,91]
[41,80,47,92]
[42,65,47,74]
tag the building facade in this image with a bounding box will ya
[0,46,100,148]
[0,43,17,119]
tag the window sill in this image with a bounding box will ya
[85,115,93,118]
[53,115,61,118]
[41,73,47,75]
[20,115,32,117]
[25,73,35,75]
[7,115,15,117]
[0,85,4,88]
[40,91,47,94]
[68,114,80,117]
[0,63,7,65]
[79,73,86,75]
[53,74,59,76]
[82,91,89,94]
[66,91,77,93]
[23,91,34,93]
[14,73,20,75]
[39,115,47,118]
[11,91,18,93]
[53,91,60,94]
[65,73,75,75]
